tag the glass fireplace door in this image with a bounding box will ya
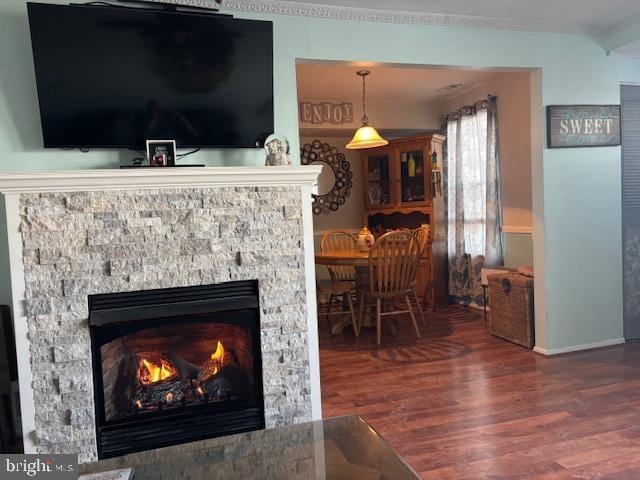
[99,320,257,423]
[89,281,264,459]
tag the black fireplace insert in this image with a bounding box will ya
[89,280,265,459]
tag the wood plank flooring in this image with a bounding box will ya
[319,305,640,479]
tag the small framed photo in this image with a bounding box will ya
[146,140,177,167]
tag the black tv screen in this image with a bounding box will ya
[27,3,274,149]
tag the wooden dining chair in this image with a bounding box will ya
[412,226,430,253]
[318,231,358,336]
[321,231,357,283]
[410,227,429,326]
[358,230,422,345]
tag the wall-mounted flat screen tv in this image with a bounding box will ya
[27,3,274,149]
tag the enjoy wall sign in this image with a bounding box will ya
[547,105,621,148]
[299,101,354,125]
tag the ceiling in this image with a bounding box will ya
[610,38,640,58]
[297,64,502,103]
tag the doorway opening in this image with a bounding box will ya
[296,58,539,434]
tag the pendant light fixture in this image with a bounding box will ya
[346,70,388,150]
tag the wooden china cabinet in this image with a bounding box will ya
[361,133,448,310]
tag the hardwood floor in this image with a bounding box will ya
[320,305,640,479]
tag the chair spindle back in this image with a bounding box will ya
[321,231,357,281]
[412,227,430,256]
[368,230,421,295]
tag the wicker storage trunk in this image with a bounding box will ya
[487,272,534,348]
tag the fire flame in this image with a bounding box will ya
[199,341,226,380]
[209,341,225,376]
[211,341,225,365]
[139,358,176,385]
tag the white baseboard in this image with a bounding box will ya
[533,337,625,356]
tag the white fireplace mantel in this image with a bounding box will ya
[0,166,323,457]
[0,166,323,193]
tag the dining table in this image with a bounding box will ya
[315,249,427,334]
[315,249,375,269]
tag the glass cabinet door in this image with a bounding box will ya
[366,154,392,207]
[399,148,427,204]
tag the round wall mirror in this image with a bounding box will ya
[314,161,337,196]
[301,140,353,215]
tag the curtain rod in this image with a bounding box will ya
[441,95,497,122]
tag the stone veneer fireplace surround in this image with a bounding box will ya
[0,166,322,462]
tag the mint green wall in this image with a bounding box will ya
[0,196,10,307]
[1,0,640,350]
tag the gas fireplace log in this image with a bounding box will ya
[164,352,239,380]
[201,365,252,399]
[134,379,188,409]
[202,375,232,399]
[113,349,249,416]
[165,353,204,379]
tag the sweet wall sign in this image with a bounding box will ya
[547,105,621,148]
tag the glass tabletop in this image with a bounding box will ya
[82,415,420,480]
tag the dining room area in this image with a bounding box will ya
[298,61,535,343]
[305,120,495,427]
[309,120,449,343]
[297,60,538,434]
[302,95,475,350]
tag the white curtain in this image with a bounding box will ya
[447,109,488,258]
[445,97,503,305]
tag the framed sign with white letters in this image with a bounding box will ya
[547,105,621,148]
